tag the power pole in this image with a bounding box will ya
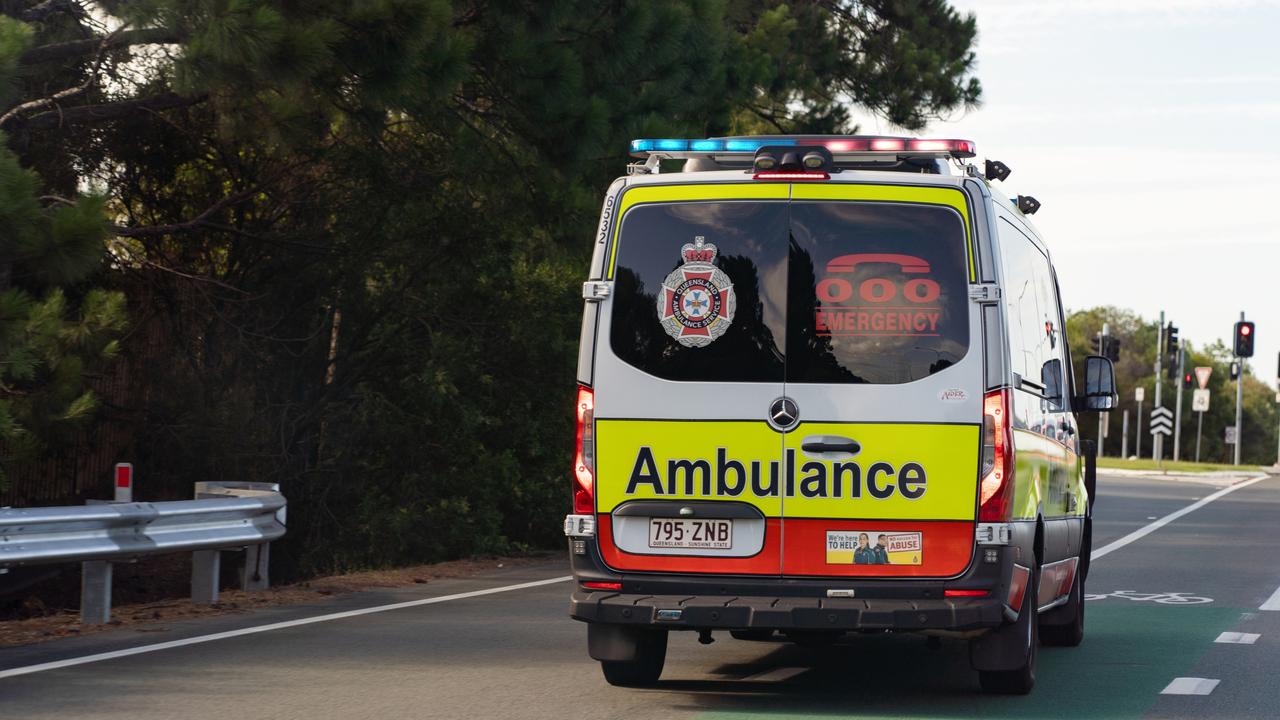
[1173,348,1185,461]
[1153,310,1164,461]
[1097,324,1108,452]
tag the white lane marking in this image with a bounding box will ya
[1215,632,1260,644]
[1161,677,1220,695]
[0,575,572,680]
[1260,583,1280,611]
[1092,474,1270,561]
[745,667,808,683]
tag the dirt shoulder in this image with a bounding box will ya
[0,552,559,649]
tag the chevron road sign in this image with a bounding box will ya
[1150,406,1174,436]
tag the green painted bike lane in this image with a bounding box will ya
[689,603,1243,719]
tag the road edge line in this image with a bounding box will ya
[1092,474,1269,561]
[0,575,572,680]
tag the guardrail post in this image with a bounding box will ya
[241,543,269,592]
[81,561,113,625]
[191,550,221,605]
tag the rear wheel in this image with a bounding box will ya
[975,564,1038,695]
[600,628,668,687]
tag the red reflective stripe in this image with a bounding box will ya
[944,589,988,597]
[1007,564,1030,610]
[114,464,132,488]
[582,581,622,591]
[781,519,974,578]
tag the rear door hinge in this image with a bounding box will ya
[583,281,612,302]
[968,284,1001,302]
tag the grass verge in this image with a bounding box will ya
[1098,456,1263,473]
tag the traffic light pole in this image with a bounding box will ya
[1173,348,1185,461]
[1153,311,1164,461]
[1195,409,1204,463]
[1097,324,1108,452]
[1234,310,1244,466]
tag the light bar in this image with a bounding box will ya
[629,136,976,159]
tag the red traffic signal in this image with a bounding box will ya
[1183,372,1194,387]
[1234,321,1255,357]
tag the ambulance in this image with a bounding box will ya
[564,136,1118,694]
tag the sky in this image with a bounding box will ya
[857,0,1280,391]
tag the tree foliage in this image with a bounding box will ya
[1068,307,1278,465]
[1,0,982,576]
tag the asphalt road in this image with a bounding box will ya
[2,471,1279,719]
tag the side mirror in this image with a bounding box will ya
[1078,355,1118,411]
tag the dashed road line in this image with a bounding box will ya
[1092,474,1270,560]
[1161,677,1220,695]
[1215,632,1261,644]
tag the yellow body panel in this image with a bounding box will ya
[596,420,980,521]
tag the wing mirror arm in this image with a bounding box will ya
[1075,355,1119,413]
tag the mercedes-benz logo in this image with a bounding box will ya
[767,397,799,431]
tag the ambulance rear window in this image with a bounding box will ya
[785,202,969,384]
[609,201,788,383]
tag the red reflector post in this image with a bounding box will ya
[582,581,622,591]
[944,589,989,598]
[114,462,133,503]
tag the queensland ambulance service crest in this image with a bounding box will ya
[657,236,736,348]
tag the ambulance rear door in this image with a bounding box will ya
[779,183,984,579]
[592,182,790,575]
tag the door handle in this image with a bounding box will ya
[801,437,861,455]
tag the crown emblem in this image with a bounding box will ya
[680,236,718,264]
[656,236,736,348]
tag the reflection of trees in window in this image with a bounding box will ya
[785,242,861,383]
[610,257,783,383]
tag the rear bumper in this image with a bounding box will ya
[570,590,1005,632]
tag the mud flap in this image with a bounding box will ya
[588,622,643,662]
[970,566,1038,672]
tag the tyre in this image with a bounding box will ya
[976,564,1038,695]
[600,628,668,687]
[1040,567,1084,647]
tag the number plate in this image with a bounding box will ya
[648,518,733,549]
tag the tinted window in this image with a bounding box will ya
[610,201,787,382]
[998,219,1066,410]
[786,202,970,384]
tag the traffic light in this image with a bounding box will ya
[1183,372,1194,388]
[1089,335,1102,355]
[1165,323,1179,354]
[1230,361,1240,380]
[1233,320,1255,357]
[1102,337,1120,361]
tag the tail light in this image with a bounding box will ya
[979,388,1015,521]
[573,385,595,514]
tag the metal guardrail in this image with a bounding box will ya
[0,482,286,624]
